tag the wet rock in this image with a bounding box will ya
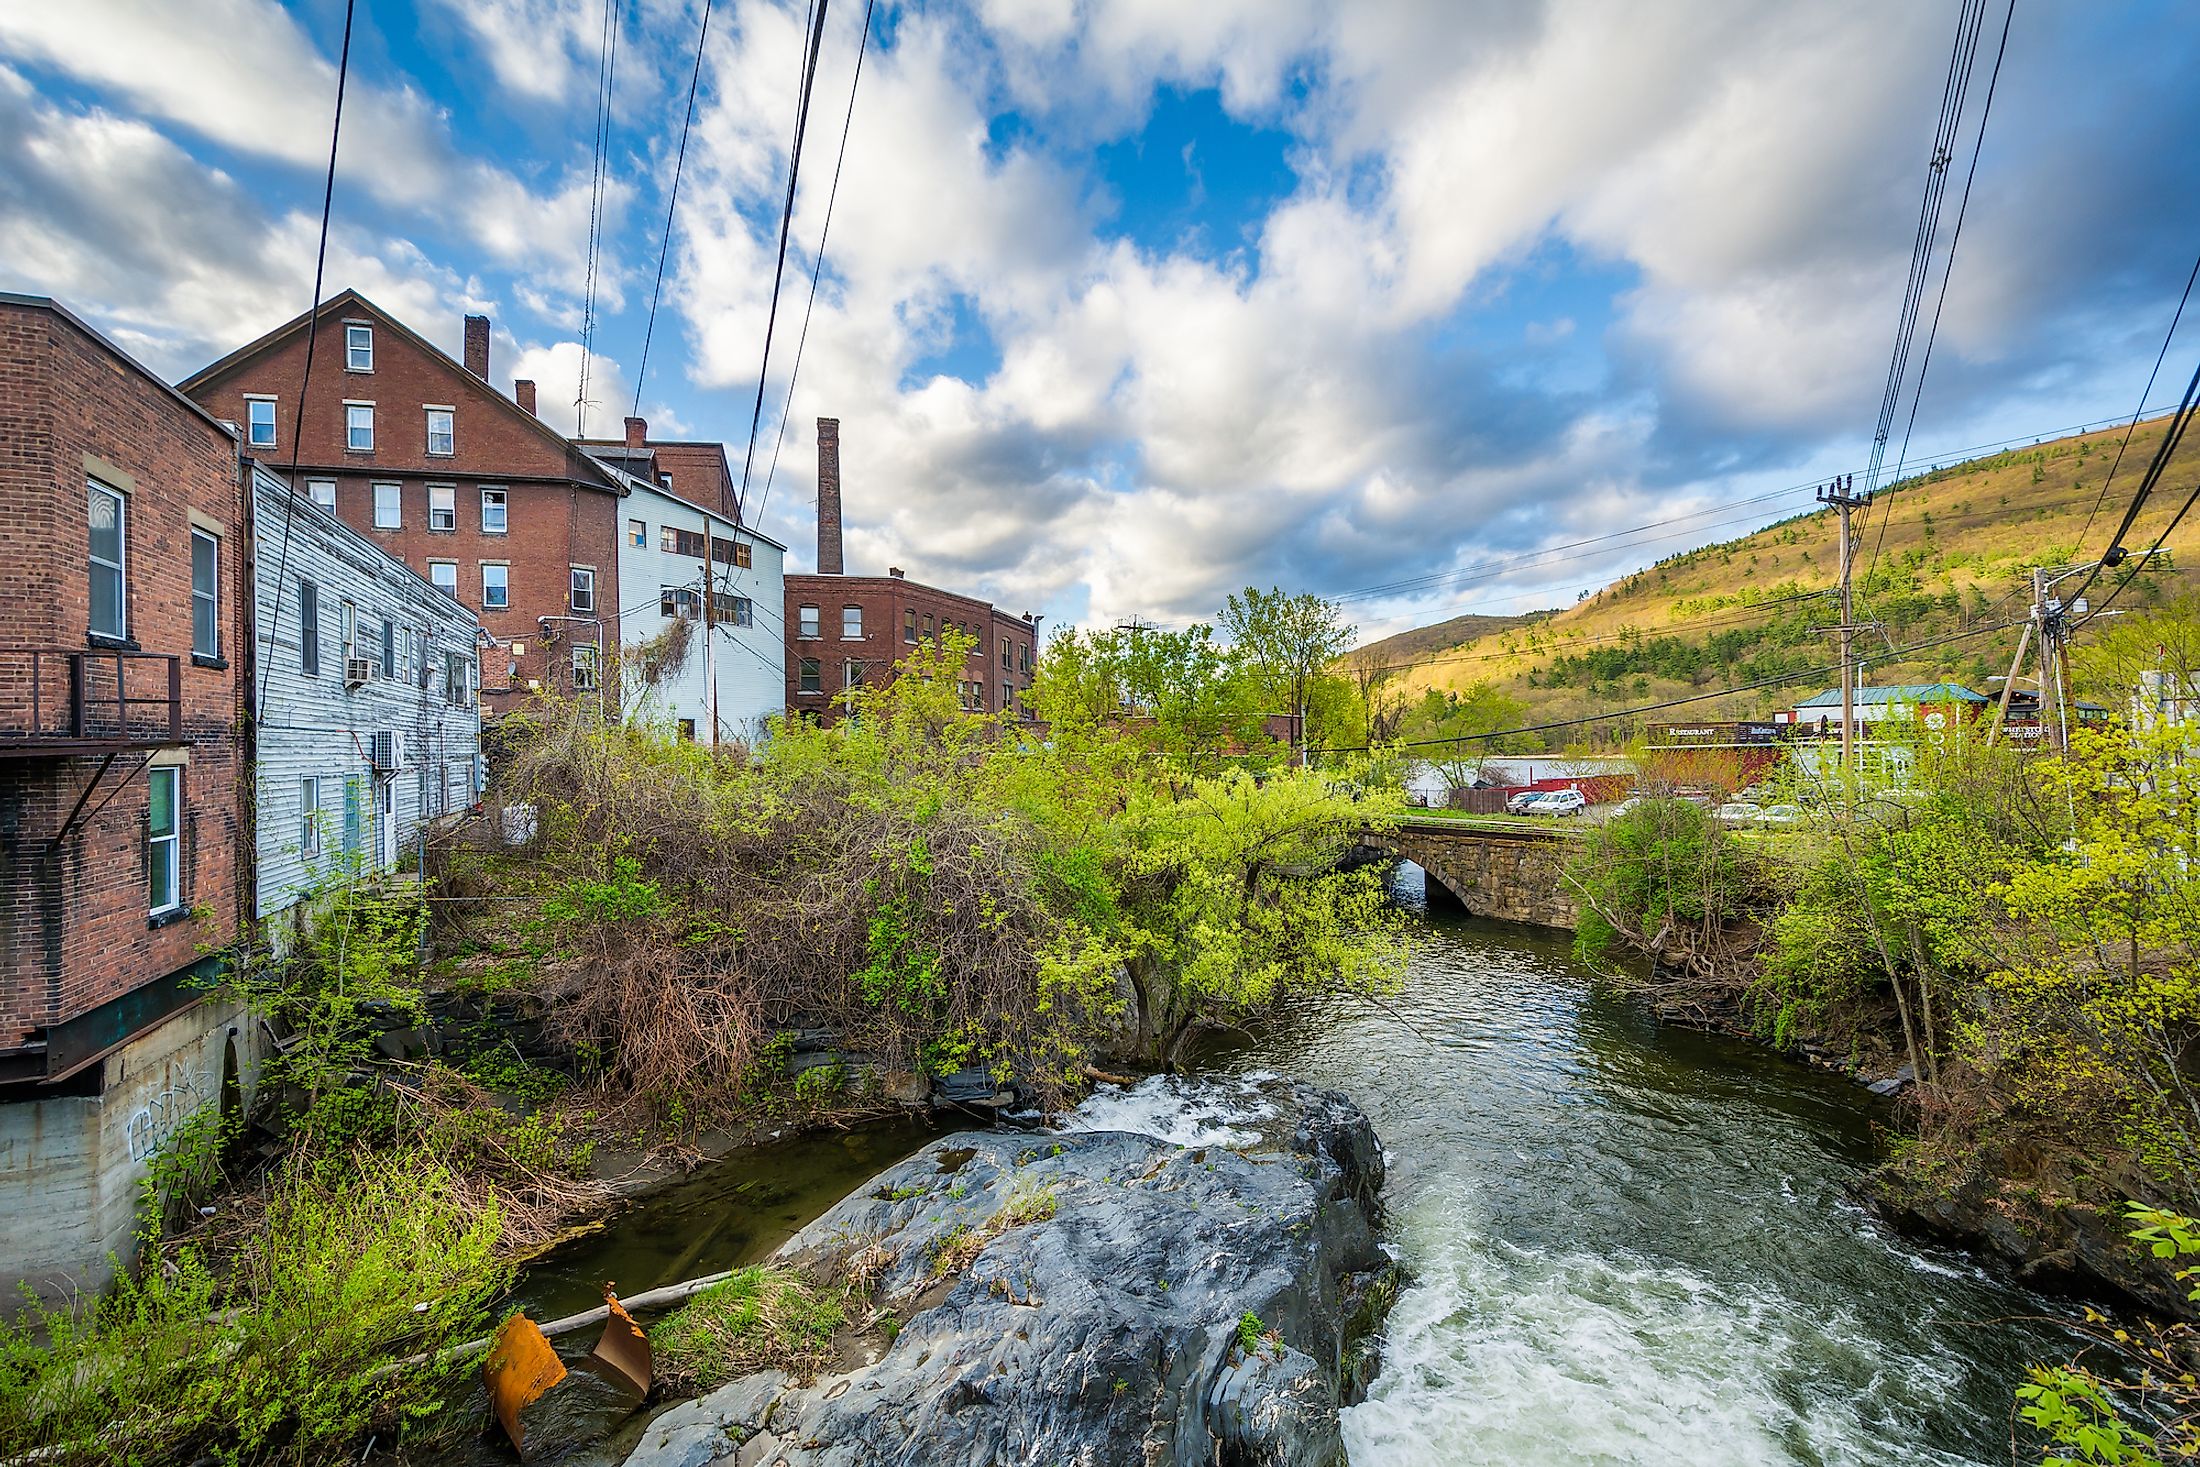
[622,1076,1394,1467]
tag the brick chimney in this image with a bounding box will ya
[816,417,843,575]
[463,314,490,378]
[623,415,647,449]
[514,379,537,416]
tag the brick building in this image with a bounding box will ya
[783,418,1040,723]
[0,296,260,1300]
[181,291,625,712]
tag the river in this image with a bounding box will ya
[495,865,2084,1465]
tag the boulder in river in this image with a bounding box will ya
[622,1076,1394,1467]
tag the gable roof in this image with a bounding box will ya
[178,288,622,493]
[1793,683,1988,708]
[2,293,240,444]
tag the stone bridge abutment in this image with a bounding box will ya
[1358,820,1579,929]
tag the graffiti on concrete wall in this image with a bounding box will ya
[124,1066,216,1163]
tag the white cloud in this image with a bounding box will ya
[511,340,635,439]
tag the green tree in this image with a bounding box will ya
[1219,588,1356,762]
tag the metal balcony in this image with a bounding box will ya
[0,648,185,757]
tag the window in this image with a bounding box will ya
[570,566,595,613]
[148,766,182,915]
[342,776,364,856]
[88,481,125,639]
[797,658,822,694]
[1020,641,1031,674]
[414,628,430,689]
[845,660,865,690]
[380,616,396,679]
[842,605,863,639]
[922,613,934,640]
[481,564,509,610]
[299,776,322,857]
[443,650,469,705]
[346,402,374,451]
[372,482,400,528]
[1002,681,1013,714]
[480,488,507,534]
[662,526,705,557]
[340,599,357,662]
[246,396,277,447]
[713,593,752,626]
[425,407,454,456]
[661,586,700,620]
[190,529,219,658]
[677,718,697,741]
[658,473,674,490]
[299,579,320,675]
[306,479,337,511]
[572,645,599,691]
[345,324,373,372]
[904,609,918,644]
[628,518,646,548]
[428,484,455,531]
[428,560,458,597]
[713,539,752,569]
[798,604,820,639]
[1001,638,1011,671]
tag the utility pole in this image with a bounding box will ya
[701,563,718,746]
[1813,475,1874,780]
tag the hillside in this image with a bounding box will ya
[1360,414,2200,747]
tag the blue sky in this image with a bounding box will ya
[5,1,2199,642]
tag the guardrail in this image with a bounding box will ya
[0,647,183,749]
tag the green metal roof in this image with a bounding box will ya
[1792,683,1988,708]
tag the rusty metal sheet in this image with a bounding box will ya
[588,1292,653,1397]
[484,1312,567,1458]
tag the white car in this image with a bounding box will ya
[1714,801,1765,825]
[1760,804,1807,827]
[1528,789,1588,817]
[1504,790,1545,815]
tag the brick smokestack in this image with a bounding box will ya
[514,379,537,416]
[463,314,490,378]
[624,415,648,449]
[816,417,843,575]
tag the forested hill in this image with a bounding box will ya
[1349,413,2200,747]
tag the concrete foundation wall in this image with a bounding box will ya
[0,997,264,1307]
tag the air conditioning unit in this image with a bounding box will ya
[344,656,377,690]
[370,730,399,771]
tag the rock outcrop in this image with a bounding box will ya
[623,1077,1394,1467]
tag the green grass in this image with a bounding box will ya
[650,1266,847,1390]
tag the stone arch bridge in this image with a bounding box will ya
[1353,816,1580,929]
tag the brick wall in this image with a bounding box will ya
[0,300,247,1051]
[784,573,1039,724]
[186,297,623,711]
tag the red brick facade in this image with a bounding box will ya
[785,572,1039,724]
[182,292,623,712]
[0,296,247,1065]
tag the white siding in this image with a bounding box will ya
[250,467,483,918]
[614,482,786,743]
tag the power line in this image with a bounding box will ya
[2077,249,2200,548]
[753,0,876,539]
[2066,352,2200,609]
[1348,590,1832,679]
[576,0,626,435]
[734,0,832,524]
[256,0,356,719]
[631,0,716,420]
[1863,0,2016,590]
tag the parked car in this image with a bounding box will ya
[1505,789,1545,815]
[1608,795,1643,819]
[1759,804,1807,827]
[1528,788,1588,817]
[1714,801,1765,825]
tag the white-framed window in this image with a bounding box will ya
[845,660,865,690]
[147,765,182,916]
[480,487,507,534]
[88,480,125,639]
[481,563,509,610]
[572,644,599,691]
[570,566,595,613]
[428,484,455,531]
[340,599,357,662]
[444,650,470,705]
[798,604,820,639]
[1002,680,1014,713]
[245,395,277,448]
[345,402,374,451]
[842,605,863,639]
[425,407,455,456]
[345,323,374,372]
[628,518,646,548]
[190,528,219,659]
[306,478,337,511]
[299,775,322,857]
[372,482,401,528]
[428,560,458,597]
